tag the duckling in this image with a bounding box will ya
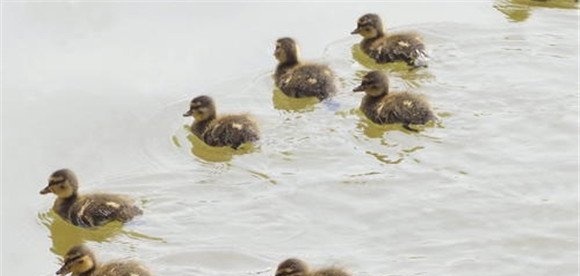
[183,95,259,149]
[56,244,152,276]
[351,13,428,67]
[39,169,143,228]
[275,258,351,276]
[353,71,436,129]
[274,37,337,100]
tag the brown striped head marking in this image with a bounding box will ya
[40,169,78,198]
[56,245,96,275]
[353,70,389,97]
[275,258,309,276]
[275,37,300,64]
[351,13,384,38]
[183,95,216,122]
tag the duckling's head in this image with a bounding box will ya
[351,13,384,39]
[40,169,79,199]
[274,37,300,64]
[275,258,309,276]
[353,71,389,97]
[56,245,96,275]
[183,95,217,122]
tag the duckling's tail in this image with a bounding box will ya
[410,47,429,68]
[120,205,143,222]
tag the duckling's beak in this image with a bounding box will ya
[350,27,361,35]
[40,185,52,195]
[353,85,365,92]
[183,109,193,117]
[55,263,69,275]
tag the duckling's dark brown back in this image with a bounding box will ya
[363,92,435,126]
[67,194,142,227]
[311,268,352,276]
[384,33,426,66]
[95,261,152,276]
[362,32,427,67]
[277,64,337,100]
[203,114,259,149]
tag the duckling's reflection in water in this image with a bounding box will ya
[39,211,123,256]
[271,88,319,112]
[185,130,256,163]
[357,116,423,138]
[494,0,578,22]
[351,109,440,165]
[39,211,163,256]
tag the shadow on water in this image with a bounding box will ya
[494,0,578,22]
[38,211,164,256]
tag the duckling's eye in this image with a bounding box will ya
[77,259,84,264]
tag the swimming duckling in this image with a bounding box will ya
[351,13,428,67]
[56,244,152,276]
[40,169,143,228]
[353,71,436,129]
[274,37,337,100]
[275,258,351,276]
[183,95,259,149]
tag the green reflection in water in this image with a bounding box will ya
[38,211,163,256]
[351,44,410,71]
[355,113,434,165]
[494,0,578,22]
[271,88,319,112]
[352,108,438,138]
[183,130,256,163]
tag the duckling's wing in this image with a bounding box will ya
[387,93,434,125]
[279,65,336,99]
[69,194,142,227]
[98,261,152,276]
[312,268,352,276]
[385,33,428,66]
[204,115,259,148]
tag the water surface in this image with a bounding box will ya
[2,2,578,275]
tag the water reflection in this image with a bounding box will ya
[351,44,411,71]
[39,211,163,256]
[271,88,319,111]
[39,211,123,256]
[357,118,414,138]
[494,0,578,22]
[176,127,257,162]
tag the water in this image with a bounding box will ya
[2,1,578,275]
